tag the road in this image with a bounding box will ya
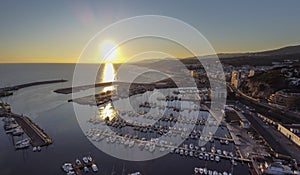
[242,111,300,161]
[227,83,300,124]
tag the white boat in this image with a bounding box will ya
[189,143,194,150]
[225,140,229,145]
[62,163,73,173]
[189,151,194,157]
[179,149,184,156]
[199,168,204,174]
[12,128,24,136]
[15,141,30,149]
[4,123,19,130]
[16,138,30,145]
[96,135,104,142]
[149,144,155,152]
[106,137,110,143]
[210,154,214,161]
[83,166,89,172]
[75,159,82,166]
[211,146,216,153]
[110,136,116,143]
[203,168,208,174]
[181,132,186,139]
[184,150,189,156]
[231,159,237,166]
[223,150,228,156]
[66,171,76,175]
[138,142,145,149]
[91,164,98,172]
[194,167,199,174]
[83,157,89,164]
[215,156,220,162]
[198,153,204,159]
[124,139,130,147]
[201,147,206,152]
[33,147,37,152]
[145,142,150,150]
[159,147,165,152]
[129,140,135,148]
[87,156,93,162]
[129,172,141,175]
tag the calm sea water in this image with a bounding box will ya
[0,64,250,175]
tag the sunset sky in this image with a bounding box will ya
[0,0,300,63]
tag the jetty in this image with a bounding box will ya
[0,79,67,97]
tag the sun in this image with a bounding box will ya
[100,40,122,63]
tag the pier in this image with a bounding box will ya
[5,113,53,147]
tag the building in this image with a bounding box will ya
[248,69,255,77]
[231,70,241,88]
[268,89,300,110]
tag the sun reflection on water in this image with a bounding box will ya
[98,103,117,121]
[102,63,115,82]
[102,63,116,92]
[98,63,117,120]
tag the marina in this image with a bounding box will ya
[0,64,251,174]
[74,87,252,174]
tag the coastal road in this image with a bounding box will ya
[226,83,300,124]
[242,112,300,161]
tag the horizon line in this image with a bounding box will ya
[0,43,299,64]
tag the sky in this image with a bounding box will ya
[0,0,300,63]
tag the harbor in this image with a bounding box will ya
[0,64,251,175]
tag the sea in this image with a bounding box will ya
[0,64,250,175]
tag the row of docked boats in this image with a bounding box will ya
[15,138,31,149]
[2,117,32,149]
[88,111,211,127]
[171,145,237,165]
[62,156,98,175]
[3,117,24,136]
[194,167,232,175]
[85,128,239,165]
[87,114,230,145]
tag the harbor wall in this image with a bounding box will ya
[277,124,300,147]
